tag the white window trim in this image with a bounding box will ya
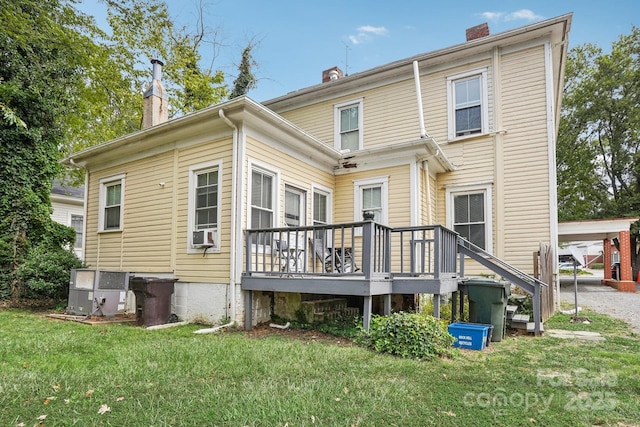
[187,160,223,254]
[446,68,489,141]
[247,159,280,232]
[311,184,333,226]
[334,98,364,152]
[445,184,493,253]
[98,174,125,233]
[353,177,389,234]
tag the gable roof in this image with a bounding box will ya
[264,13,572,131]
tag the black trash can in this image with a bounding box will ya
[465,278,510,342]
[129,277,177,327]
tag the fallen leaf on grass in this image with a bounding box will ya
[334,397,341,401]
[85,389,94,397]
[16,423,25,427]
[442,411,456,417]
[311,415,316,424]
[37,415,47,421]
[343,387,349,394]
[116,396,125,402]
[52,384,62,391]
[98,404,111,415]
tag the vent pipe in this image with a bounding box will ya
[413,61,428,138]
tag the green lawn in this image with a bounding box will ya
[1,309,639,426]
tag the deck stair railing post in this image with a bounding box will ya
[457,237,548,336]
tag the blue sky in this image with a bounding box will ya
[78,0,638,102]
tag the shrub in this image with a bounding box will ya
[357,311,455,360]
[16,243,83,299]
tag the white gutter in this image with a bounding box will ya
[413,61,428,138]
[218,109,239,325]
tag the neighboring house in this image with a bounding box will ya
[50,180,84,259]
[65,15,571,328]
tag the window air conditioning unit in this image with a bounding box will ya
[192,229,217,248]
[67,269,130,317]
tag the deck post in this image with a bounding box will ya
[244,290,253,330]
[432,294,440,318]
[383,294,391,315]
[533,286,541,336]
[363,296,372,331]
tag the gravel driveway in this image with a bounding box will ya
[559,273,640,333]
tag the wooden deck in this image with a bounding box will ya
[241,222,460,330]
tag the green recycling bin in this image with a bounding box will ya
[465,278,510,342]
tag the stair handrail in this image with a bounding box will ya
[457,236,547,336]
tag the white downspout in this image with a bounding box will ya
[423,161,433,225]
[218,109,239,328]
[413,60,428,139]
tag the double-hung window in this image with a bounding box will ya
[334,99,363,152]
[99,175,125,232]
[71,214,84,249]
[250,167,276,245]
[195,169,219,230]
[284,186,305,227]
[312,187,331,226]
[188,161,222,251]
[447,69,488,139]
[446,185,492,251]
[354,177,388,225]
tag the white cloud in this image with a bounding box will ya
[480,9,544,22]
[348,25,389,45]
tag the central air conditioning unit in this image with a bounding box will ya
[192,229,217,248]
[67,269,130,317]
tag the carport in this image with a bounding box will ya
[559,218,639,292]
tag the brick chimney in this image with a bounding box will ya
[322,66,343,83]
[466,23,490,41]
[142,59,168,129]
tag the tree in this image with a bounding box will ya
[558,28,640,277]
[0,0,87,299]
[65,0,229,157]
[230,42,258,99]
[557,28,640,221]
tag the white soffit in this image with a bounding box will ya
[558,218,639,242]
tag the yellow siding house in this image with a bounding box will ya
[67,15,571,329]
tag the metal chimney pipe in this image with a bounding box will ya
[151,59,164,81]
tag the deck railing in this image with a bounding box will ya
[244,222,459,280]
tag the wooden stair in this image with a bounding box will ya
[506,302,544,334]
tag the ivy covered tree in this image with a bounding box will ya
[1,0,246,301]
[230,42,258,99]
[0,0,86,299]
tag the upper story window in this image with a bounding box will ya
[98,174,125,232]
[447,69,488,140]
[187,161,222,252]
[446,184,492,251]
[334,98,363,152]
